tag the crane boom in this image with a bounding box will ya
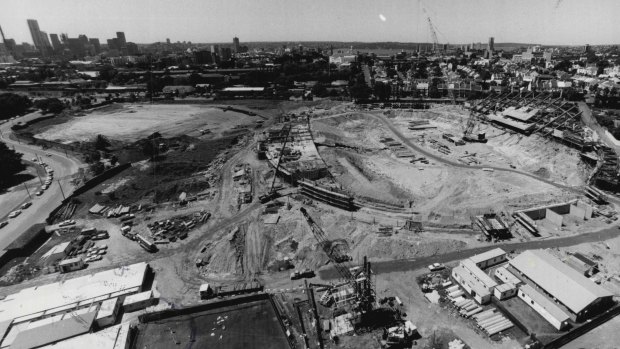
[300,207,353,281]
[259,124,292,203]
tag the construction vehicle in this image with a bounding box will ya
[259,124,292,204]
[300,207,375,312]
[462,110,487,143]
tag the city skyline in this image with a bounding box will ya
[1,0,620,46]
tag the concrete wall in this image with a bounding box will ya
[576,201,593,219]
[545,209,564,228]
[548,203,571,215]
[523,208,547,220]
[569,204,586,220]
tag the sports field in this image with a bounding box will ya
[134,298,290,349]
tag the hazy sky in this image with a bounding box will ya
[2,0,619,45]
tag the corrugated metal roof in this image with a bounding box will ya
[510,250,613,314]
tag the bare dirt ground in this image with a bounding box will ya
[313,111,581,224]
[36,103,256,143]
[388,105,589,186]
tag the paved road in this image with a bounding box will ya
[0,115,82,251]
[319,226,620,279]
[367,112,584,194]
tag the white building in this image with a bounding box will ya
[510,250,613,322]
[518,284,570,330]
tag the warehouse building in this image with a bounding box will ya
[509,250,613,322]
[518,284,570,330]
[0,262,149,348]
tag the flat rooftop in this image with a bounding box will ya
[469,248,506,265]
[134,297,290,349]
[0,262,148,324]
[39,322,131,349]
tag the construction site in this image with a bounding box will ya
[1,93,620,349]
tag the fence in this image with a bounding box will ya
[543,305,620,349]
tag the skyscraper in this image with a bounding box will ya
[233,36,240,53]
[488,37,494,52]
[27,19,51,55]
[89,38,101,53]
[116,32,126,47]
[49,33,62,52]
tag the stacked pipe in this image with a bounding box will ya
[472,307,513,336]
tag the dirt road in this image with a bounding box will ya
[319,225,620,279]
[366,112,584,194]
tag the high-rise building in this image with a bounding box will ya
[210,45,220,63]
[49,33,62,51]
[107,38,120,51]
[166,38,171,44]
[116,32,126,47]
[584,44,591,53]
[233,36,240,53]
[27,19,51,55]
[89,38,101,53]
[220,47,232,61]
[488,37,494,52]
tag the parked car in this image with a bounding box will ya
[21,202,32,209]
[0,221,8,229]
[8,210,21,218]
[35,191,43,196]
[428,263,445,272]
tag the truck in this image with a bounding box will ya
[135,234,157,252]
[199,282,263,300]
[290,268,315,280]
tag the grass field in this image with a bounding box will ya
[134,298,290,349]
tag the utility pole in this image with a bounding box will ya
[23,183,32,199]
[57,180,66,200]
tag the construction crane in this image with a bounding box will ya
[300,207,353,277]
[299,207,375,312]
[259,124,292,203]
[426,17,439,52]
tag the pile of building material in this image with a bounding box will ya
[408,120,435,130]
[52,202,77,222]
[451,296,483,318]
[106,205,131,218]
[472,308,513,336]
[428,139,451,155]
[147,211,211,242]
[377,225,393,236]
[232,164,253,205]
[585,186,608,204]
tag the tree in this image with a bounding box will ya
[373,82,391,101]
[89,162,105,176]
[34,98,65,114]
[94,135,110,151]
[311,83,328,98]
[0,93,32,120]
[0,141,26,189]
[349,81,371,102]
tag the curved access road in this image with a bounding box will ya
[319,226,620,279]
[366,112,584,194]
[0,114,82,251]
